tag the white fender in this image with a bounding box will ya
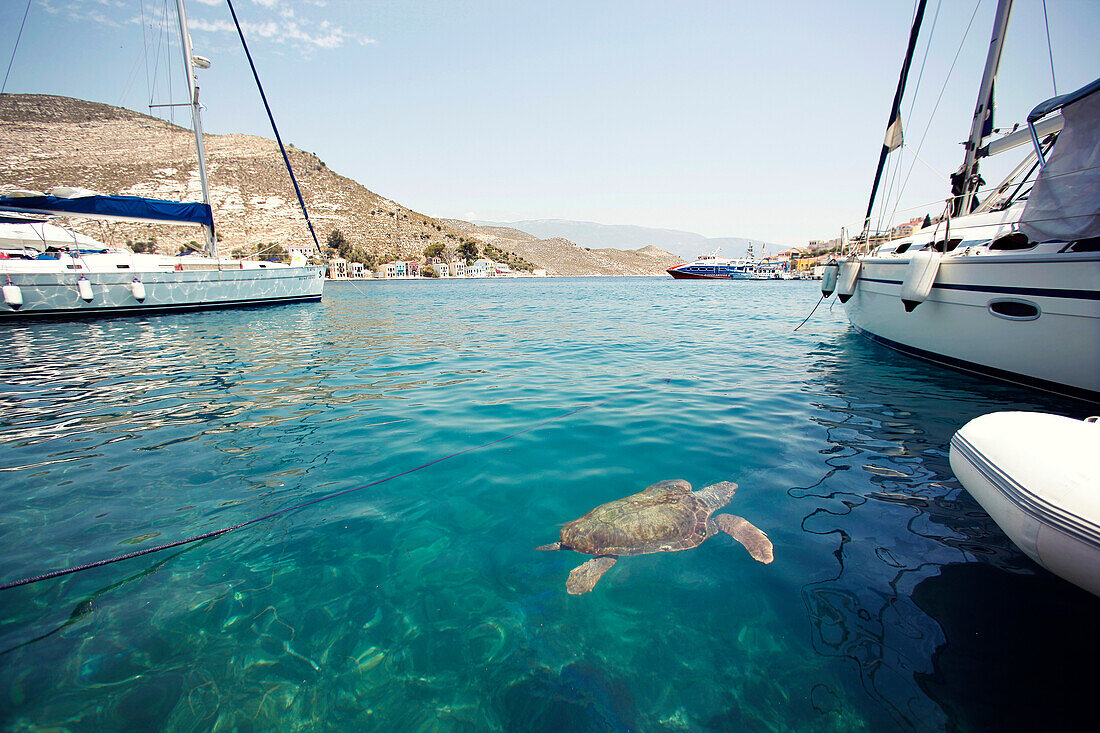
[900,250,942,312]
[820,260,839,297]
[3,282,23,309]
[836,259,861,303]
[130,278,147,301]
[77,275,94,302]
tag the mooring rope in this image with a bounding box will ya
[793,294,825,332]
[0,382,665,591]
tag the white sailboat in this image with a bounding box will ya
[0,0,325,319]
[827,0,1100,403]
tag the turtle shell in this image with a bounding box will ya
[559,480,714,556]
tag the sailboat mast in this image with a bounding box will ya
[953,0,1014,217]
[175,0,216,256]
[862,0,928,238]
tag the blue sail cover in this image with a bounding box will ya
[0,194,213,228]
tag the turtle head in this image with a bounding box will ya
[696,481,738,510]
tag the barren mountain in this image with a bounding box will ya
[0,94,681,275]
[440,220,683,276]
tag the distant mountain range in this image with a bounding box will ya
[474,219,782,262]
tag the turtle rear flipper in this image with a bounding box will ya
[566,556,617,595]
[715,514,773,564]
[535,542,562,552]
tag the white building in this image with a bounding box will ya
[350,261,365,278]
[472,259,498,277]
[328,257,349,279]
[432,262,449,277]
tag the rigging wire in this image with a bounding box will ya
[876,0,942,234]
[902,143,951,183]
[845,151,1098,240]
[877,0,943,234]
[1042,0,1057,94]
[0,0,33,98]
[903,0,942,131]
[140,0,152,109]
[886,0,985,229]
[225,0,323,256]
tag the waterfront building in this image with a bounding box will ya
[381,261,407,279]
[328,257,349,279]
[471,259,497,277]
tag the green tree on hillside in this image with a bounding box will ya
[423,242,445,259]
[327,228,353,260]
[263,243,289,263]
[457,240,479,263]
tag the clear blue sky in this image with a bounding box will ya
[2,0,1097,245]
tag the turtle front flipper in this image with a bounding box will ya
[535,542,562,551]
[715,514,773,564]
[566,556,617,595]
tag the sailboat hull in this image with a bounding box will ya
[843,253,1100,402]
[0,263,325,319]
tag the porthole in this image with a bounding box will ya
[988,298,1040,321]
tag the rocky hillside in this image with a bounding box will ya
[440,220,683,276]
[0,94,681,275]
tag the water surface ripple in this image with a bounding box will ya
[1,278,1095,732]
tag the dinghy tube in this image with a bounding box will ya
[950,412,1100,598]
[836,259,861,303]
[900,250,942,311]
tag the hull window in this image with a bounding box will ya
[988,298,1041,321]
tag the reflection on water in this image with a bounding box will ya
[0,280,1097,731]
[792,330,1097,731]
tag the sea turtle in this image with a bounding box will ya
[536,479,773,595]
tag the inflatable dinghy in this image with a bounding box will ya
[950,411,1100,597]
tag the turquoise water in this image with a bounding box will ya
[1,278,1096,732]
